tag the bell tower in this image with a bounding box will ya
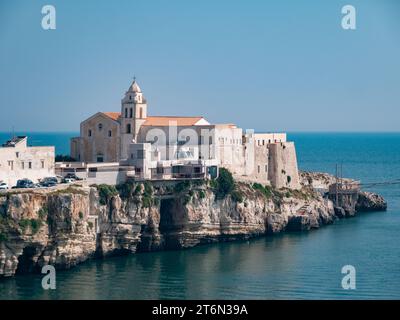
[120,78,148,159]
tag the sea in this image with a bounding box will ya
[0,132,399,299]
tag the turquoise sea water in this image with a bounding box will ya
[0,132,76,156]
[0,132,399,299]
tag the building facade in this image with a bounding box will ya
[70,80,300,189]
[0,136,55,187]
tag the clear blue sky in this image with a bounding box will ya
[0,0,399,132]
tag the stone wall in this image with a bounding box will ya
[74,113,120,162]
[0,143,55,187]
[268,142,301,189]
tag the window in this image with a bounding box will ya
[21,162,25,170]
[129,108,133,118]
[125,108,128,118]
[157,167,164,174]
[129,95,132,101]
[88,129,92,137]
[8,161,14,170]
[140,107,143,118]
[98,123,103,131]
[265,165,268,172]
[41,160,45,169]
[108,130,112,137]
[16,152,19,158]
[130,153,134,159]
[126,124,131,134]
[257,165,260,173]
[97,155,104,163]
[137,150,144,159]
[29,162,32,169]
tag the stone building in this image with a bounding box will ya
[0,136,55,187]
[70,80,300,189]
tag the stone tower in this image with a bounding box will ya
[120,79,148,160]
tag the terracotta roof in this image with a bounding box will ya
[102,112,120,121]
[143,116,207,126]
[100,113,209,126]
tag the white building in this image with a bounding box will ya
[0,136,55,187]
[70,80,300,189]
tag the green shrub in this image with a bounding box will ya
[231,190,244,203]
[134,184,142,195]
[143,181,153,197]
[142,182,154,208]
[19,219,42,234]
[79,211,84,219]
[0,232,8,242]
[19,219,30,232]
[252,183,273,198]
[174,181,191,193]
[192,179,206,187]
[198,190,206,199]
[142,196,152,208]
[183,195,191,205]
[213,168,235,199]
[97,184,118,205]
[38,207,48,220]
[88,221,93,229]
[116,180,137,199]
[30,219,42,234]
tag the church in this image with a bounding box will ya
[70,79,300,189]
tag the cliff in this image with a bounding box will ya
[0,171,386,277]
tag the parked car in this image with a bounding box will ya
[63,178,75,184]
[40,177,58,187]
[15,179,35,189]
[64,173,82,181]
[0,182,9,190]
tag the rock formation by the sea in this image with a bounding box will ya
[356,191,387,212]
[0,171,386,277]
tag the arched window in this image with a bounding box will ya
[127,124,131,134]
[98,123,103,131]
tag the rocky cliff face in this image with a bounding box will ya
[0,173,386,277]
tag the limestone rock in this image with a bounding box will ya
[0,177,386,277]
[356,191,387,212]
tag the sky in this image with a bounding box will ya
[0,0,399,132]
